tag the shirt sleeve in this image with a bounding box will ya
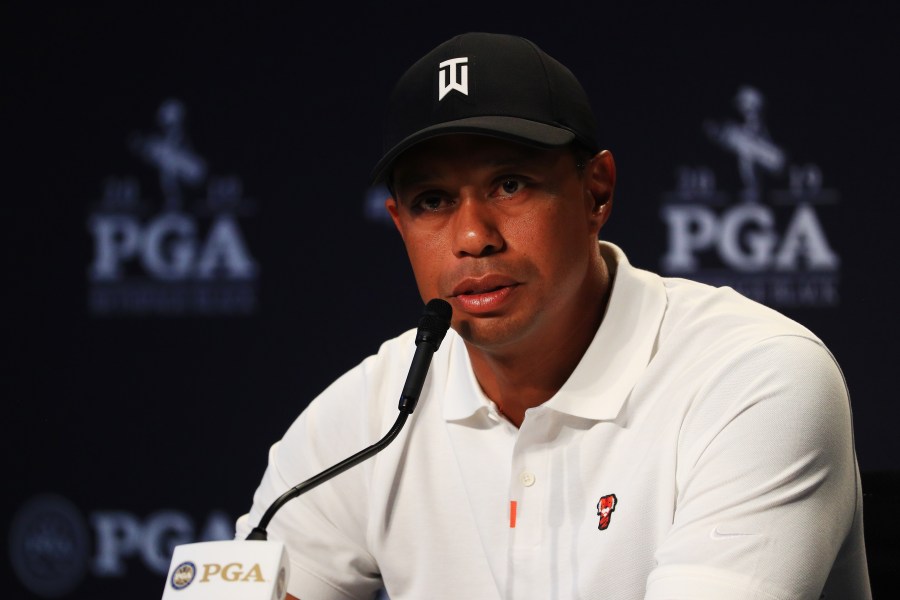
[644,335,865,600]
[235,354,394,600]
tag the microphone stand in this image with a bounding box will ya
[246,412,409,540]
[246,298,452,541]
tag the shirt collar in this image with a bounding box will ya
[442,330,494,422]
[441,242,667,423]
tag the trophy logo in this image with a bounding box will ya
[703,86,786,203]
[129,99,207,213]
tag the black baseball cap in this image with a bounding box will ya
[370,32,599,185]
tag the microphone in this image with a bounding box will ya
[400,298,453,413]
[161,300,451,599]
[245,298,452,540]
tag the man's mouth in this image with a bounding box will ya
[451,276,519,312]
[451,275,518,297]
[458,284,507,295]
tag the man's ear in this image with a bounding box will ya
[586,150,616,230]
[385,197,405,240]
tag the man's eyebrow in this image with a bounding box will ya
[485,152,547,168]
[392,170,438,190]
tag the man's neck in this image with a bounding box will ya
[465,256,612,427]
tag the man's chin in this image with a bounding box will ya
[455,315,533,353]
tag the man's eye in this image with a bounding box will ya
[497,178,524,197]
[415,195,446,212]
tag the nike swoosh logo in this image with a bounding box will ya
[710,526,759,540]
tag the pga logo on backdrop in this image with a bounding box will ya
[86,98,259,316]
[659,86,841,307]
[8,494,235,598]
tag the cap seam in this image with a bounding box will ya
[521,37,558,125]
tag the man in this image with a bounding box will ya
[237,32,870,599]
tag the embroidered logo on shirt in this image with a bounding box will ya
[596,494,617,530]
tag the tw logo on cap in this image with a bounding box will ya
[438,57,468,100]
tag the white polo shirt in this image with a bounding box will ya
[236,242,870,600]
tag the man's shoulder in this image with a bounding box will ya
[354,326,458,396]
[602,241,826,368]
[368,327,420,364]
[658,274,820,347]
[661,277,815,330]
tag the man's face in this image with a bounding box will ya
[386,135,613,353]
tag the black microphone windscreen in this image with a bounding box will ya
[416,299,452,350]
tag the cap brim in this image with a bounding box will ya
[369,116,577,185]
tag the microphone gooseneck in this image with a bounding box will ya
[246,299,452,541]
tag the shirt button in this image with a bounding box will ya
[520,471,536,487]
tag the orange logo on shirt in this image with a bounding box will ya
[596,494,617,530]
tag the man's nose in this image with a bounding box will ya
[451,191,505,258]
